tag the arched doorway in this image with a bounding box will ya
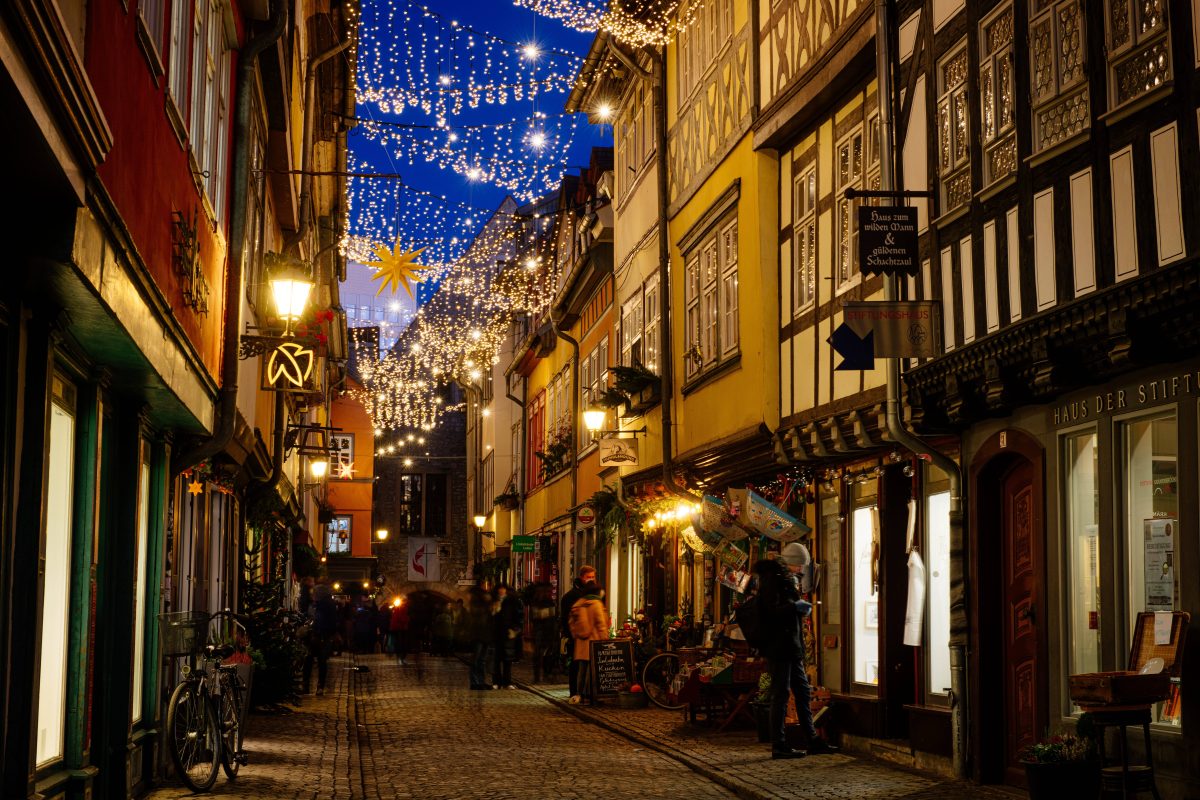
[969,429,1047,787]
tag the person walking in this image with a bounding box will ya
[559,565,595,698]
[432,604,454,655]
[491,583,524,688]
[567,579,608,705]
[389,597,411,665]
[303,580,338,696]
[466,581,494,690]
[529,582,558,682]
[751,550,837,759]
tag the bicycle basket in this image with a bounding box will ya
[158,611,209,656]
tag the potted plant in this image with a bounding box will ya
[610,361,661,414]
[616,682,649,709]
[1020,715,1100,799]
[493,487,520,511]
[750,673,772,743]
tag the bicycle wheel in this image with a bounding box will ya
[166,680,220,792]
[642,653,685,710]
[218,685,240,779]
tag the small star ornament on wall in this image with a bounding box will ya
[337,461,356,480]
[365,240,430,298]
[188,480,204,496]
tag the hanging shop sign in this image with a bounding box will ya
[262,341,321,393]
[857,205,919,276]
[829,301,942,370]
[576,505,596,527]
[598,435,639,467]
[511,535,536,553]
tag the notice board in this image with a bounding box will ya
[588,638,636,697]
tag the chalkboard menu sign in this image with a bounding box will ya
[588,638,636,697]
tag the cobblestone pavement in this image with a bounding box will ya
[146,653,1024,800]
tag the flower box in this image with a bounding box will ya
[624,382,661,416]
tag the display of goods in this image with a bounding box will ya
[744,490,811,542]
[713,540,749,570]
[700,495,747,541]
[680,525,713,554]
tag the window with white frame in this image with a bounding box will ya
[937,43,971,211]
[326,515,352,554]
[677,0,733,102]
[980,3,1016,184]
[1029,0,1089,153]
[580,336,610,445]
[620,276,659,372]
[616,85,654,197]
[792,164,817,313]
[684,216,739,379]
[168,0,190,111]
[834,119,880,291]
[1106,0,1171,109]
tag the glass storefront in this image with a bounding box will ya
[851,482,879,688]
[926,479,952,698]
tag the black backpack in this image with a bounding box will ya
[736,595,770,650]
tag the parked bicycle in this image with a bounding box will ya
[641,623,689,710]
[159,609,251,792]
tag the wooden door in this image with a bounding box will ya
[1001,459,1042,785]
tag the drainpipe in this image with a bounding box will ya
[552,312,580,574]
[505,379,526,541]
[649,46,690,502]
[873,0,968,778]
[285,38,352,256]
[172,0,287,476]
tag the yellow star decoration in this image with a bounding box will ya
[337,460,356,480]
[366,240,430,298]
[188,480,204,496]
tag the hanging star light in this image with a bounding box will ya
[366,241,431,297]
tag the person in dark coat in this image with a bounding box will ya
[491,583,524,688]
[529,582,558,682]
[466,582,494,690]
[303,581,339,696]
[389,598,411,665]
[559,565,596,697]
[751,555,836,759]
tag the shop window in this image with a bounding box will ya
[1120,412,1179,727]
[36,374,77,766]
[851,482,879,689]
[1064,430,1101,713]
[131,446,152,724]
[926,472,952,698]
[326,515,352,554]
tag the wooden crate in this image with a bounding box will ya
[1069,611,1189,706]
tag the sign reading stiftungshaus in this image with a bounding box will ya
[858,206,919,277]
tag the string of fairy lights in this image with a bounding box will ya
[345,0,704,438]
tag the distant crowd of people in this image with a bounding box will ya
[294,568,612,701]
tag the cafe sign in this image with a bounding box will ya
[261,341,321,393]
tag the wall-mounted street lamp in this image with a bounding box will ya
[310,457,329,479]
[375,528,389,542]
[473,514,487,529]
[583,405,647,438]
[270,266,314,336]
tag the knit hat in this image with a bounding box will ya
[778,542,811,568]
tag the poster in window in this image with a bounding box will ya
[1143,519,1175,611]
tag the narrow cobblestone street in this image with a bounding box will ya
[145,654,1022,800]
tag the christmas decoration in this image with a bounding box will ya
[365,240,431,297]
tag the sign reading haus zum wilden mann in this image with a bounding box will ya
[858,206,919,277]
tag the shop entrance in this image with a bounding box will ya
[970,430,1047,787]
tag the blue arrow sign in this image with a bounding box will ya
[828,323,874,370]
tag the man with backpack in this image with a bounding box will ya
[746,546,837,759]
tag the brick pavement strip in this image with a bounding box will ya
[144,654,1022,800]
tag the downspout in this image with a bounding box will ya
[505,380,526,542]
[873,0,968,779]
[285,38,352,255]
[551,312,580,571]
[650,46,689,501]
[172,0,287,476]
